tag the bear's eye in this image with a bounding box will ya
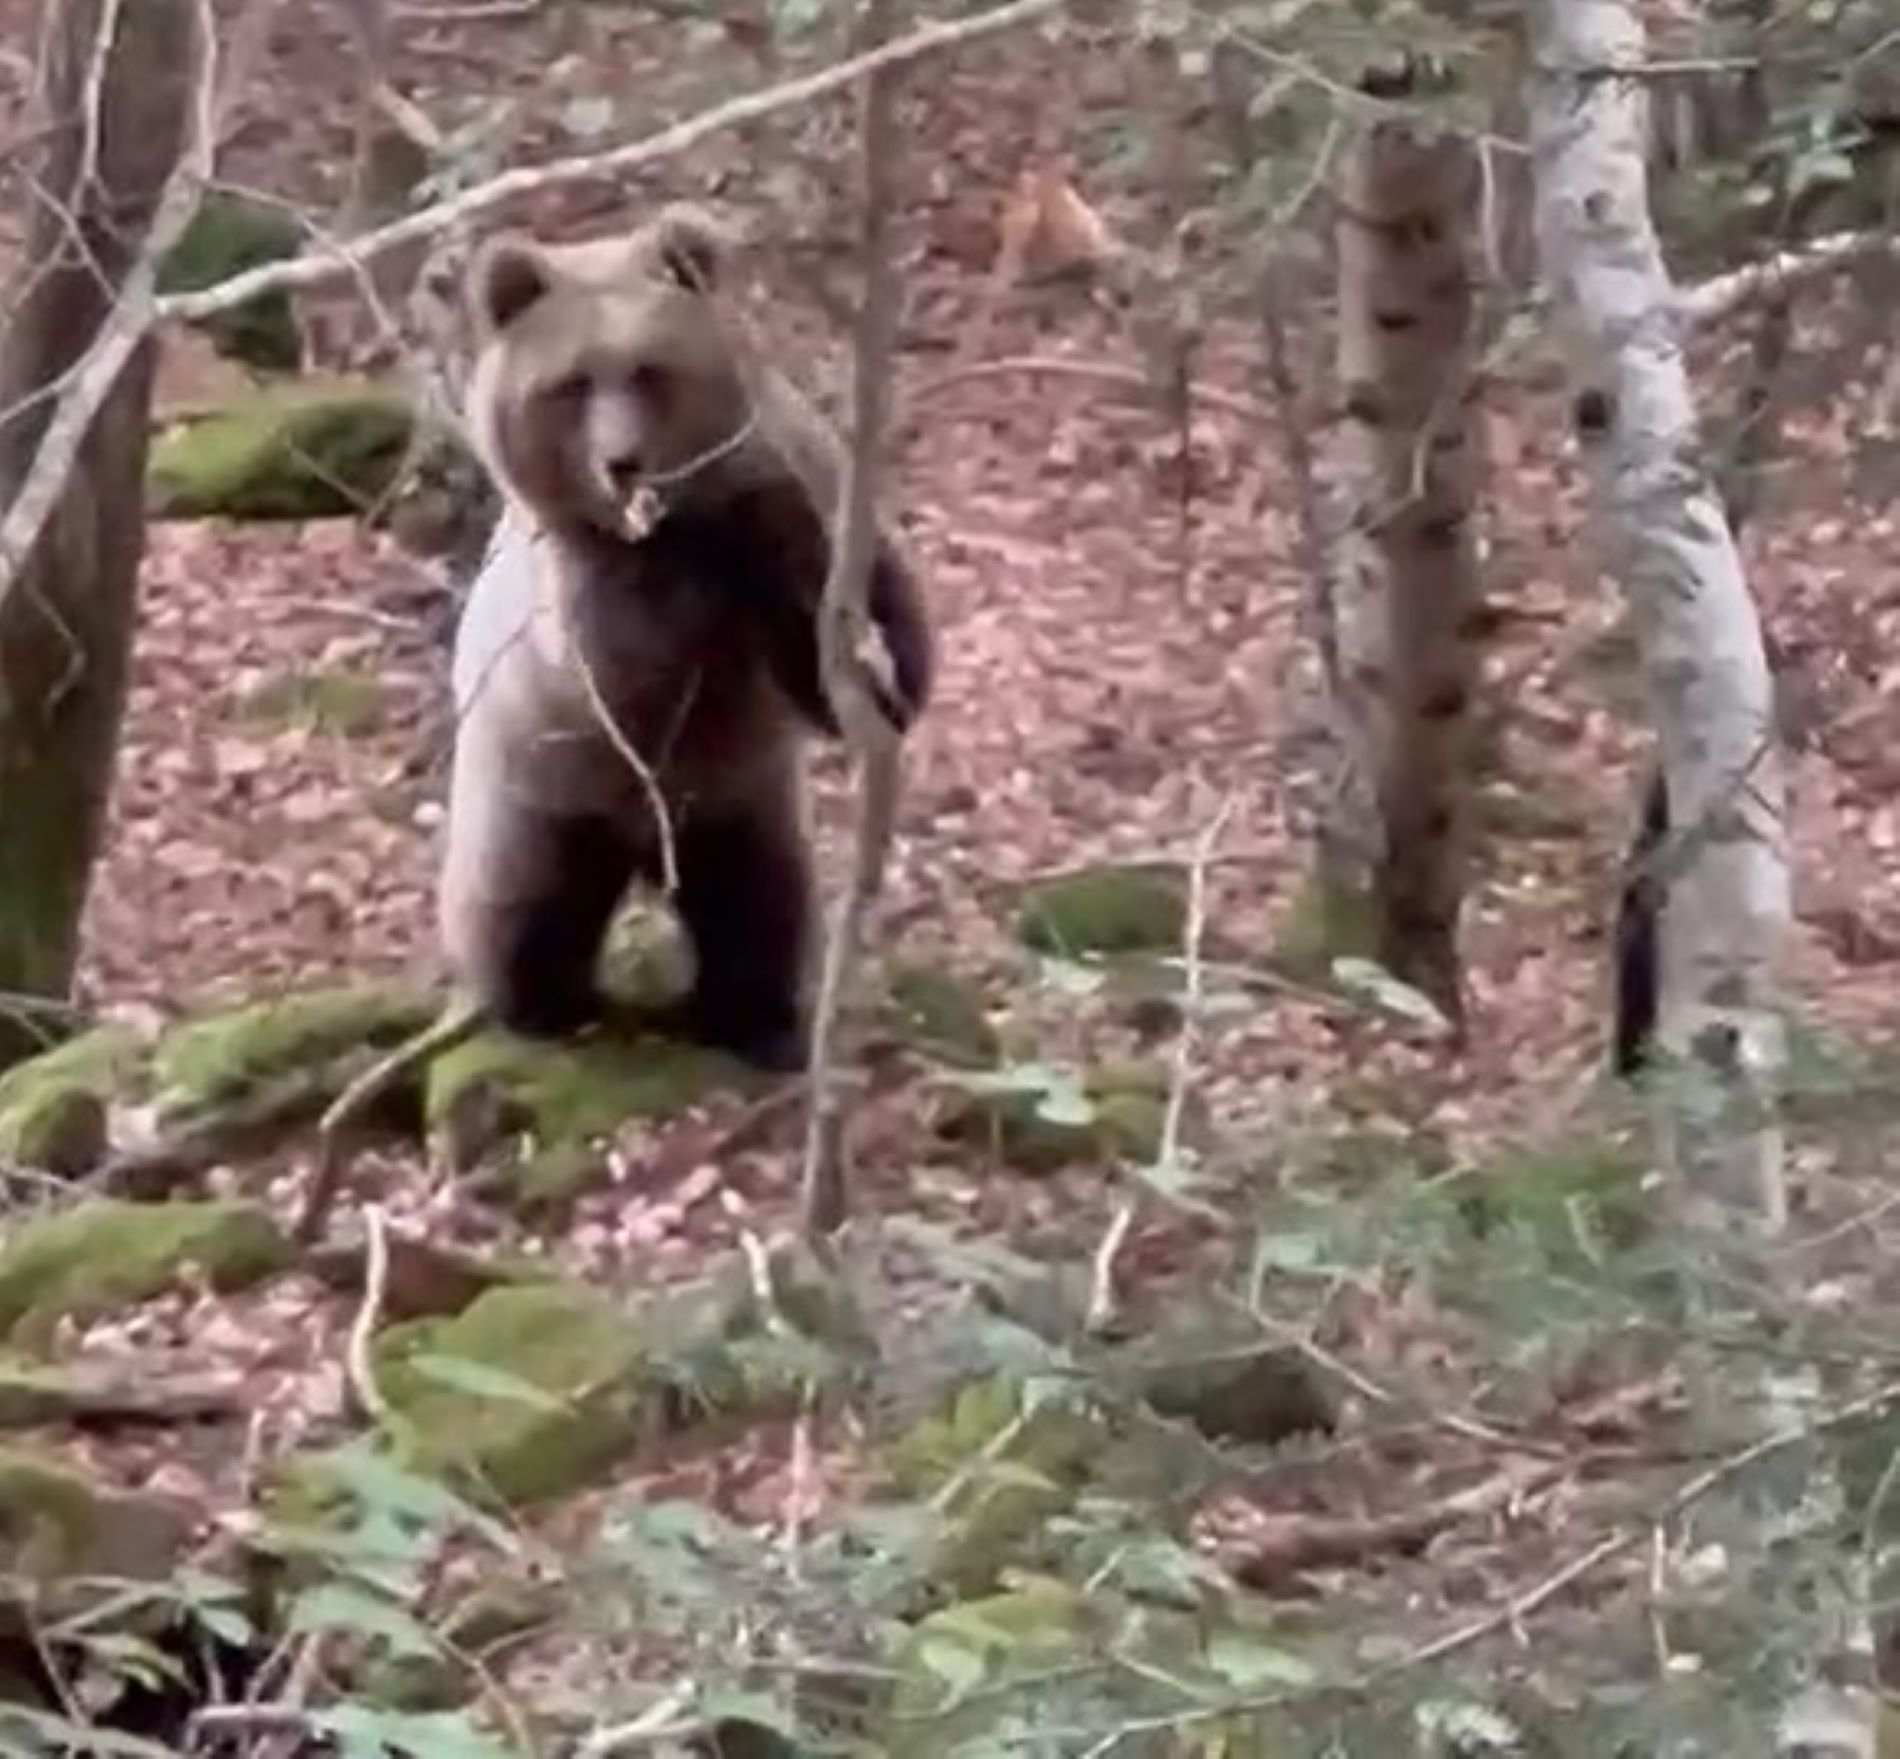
[629,363,670,402]
[545,372,588,407]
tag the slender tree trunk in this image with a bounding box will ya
[1530,0,1789,1234]
[1320,77,1487,1034]
[0,0,197,1066]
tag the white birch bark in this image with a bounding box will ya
[1327,114,1486,1034]
[1529,0,1789,1234]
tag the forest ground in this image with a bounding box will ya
[4,0,1900,1662]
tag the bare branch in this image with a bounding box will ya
[1681,229,1900,327]
[157,0,1062,326]
[0,0,219,616]
[798,0,905,1243]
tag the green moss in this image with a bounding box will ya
[156,193,304,372]
[884,962,998,1067]
[1458,1141,1653,1267]
[0,1199,291,1353]
[1273,870,1379,980]
[235,667,385,737]
[371,1282,655,1505]
[881,1376,1107,1598]
[427,1029,748,1211]
[1016,865,1188,957]
[152,983,437,1114]
[935,1058,1180,1174]
[0,1024,143,1169]
[148,384,415,522]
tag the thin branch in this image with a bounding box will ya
[1087,797,1235,1335]
[343,1203,395,1427]
[0,0,218,616]
[798,0,904,1243]
[910,354,1276,425]
[156,0,1061,326]
[1680,229,1900,327]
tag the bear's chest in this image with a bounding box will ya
[539,542,786,776]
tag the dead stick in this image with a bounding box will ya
[797,0,903,1242]
[294,997,485,1244]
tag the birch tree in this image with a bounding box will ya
[0,0,208,1068]
[1320,71,1486,1036]
[1529,0,1788,1234]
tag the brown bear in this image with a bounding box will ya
[438,204,933,1071]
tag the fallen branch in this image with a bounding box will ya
[156,0,1062,326]
[798,0,906,1242]
[1681,228,1900,327]
[1086,798,1234,1335]
[343,1202,395,1426]
[1230,1458,1562,1588]
[0,0,227,620]
[295,996,485,1243]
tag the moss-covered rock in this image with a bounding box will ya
[148,382,415,521]
[0,1447,196,1625]
[1016,864,1188,957]
[0,1024,143,1176]
[0,1200,291,1353]
[426,1028,748,1210]
[369,1281,654,1506]
[156,192,304,372]
[151,983,437,1118]
[883,962,999,1067]
[235,667,386,737]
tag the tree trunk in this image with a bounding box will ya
[0,0,197,1066]
[1530,0,1789,1235]
[1320,82,1487,1035]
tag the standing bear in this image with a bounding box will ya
[439,204,934,1071]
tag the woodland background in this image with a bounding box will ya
[0,0,1899,1754]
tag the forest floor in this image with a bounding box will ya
[5,0,1900,1713]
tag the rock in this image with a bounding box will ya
[0,1447,197,1628]
[147,382,415,521]
[156,192,305,373]
[0,1025,144,1177]
[151,983,437,1119]
[425,1028,749,1212]
[0,1199,292,1353]
[366,1280,656,1506]
[1015,864,1188,958]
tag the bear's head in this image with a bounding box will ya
[465,205,760,541]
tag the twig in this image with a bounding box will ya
[0,0,218,617]
[156,0,1062,326]
[576,1682,703,1759]
[294,996,484,1243]
[1678,229,1900,326]
[1073,1376,1900,1757]
[909,354,1275,425]
[344,1203,394,1427]
[1230,1457,1561,1587]
[556,569,683,900]
[798,0,905,1242]
[1086,798,1234,1334]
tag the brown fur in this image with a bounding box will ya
[438,205,932,1067]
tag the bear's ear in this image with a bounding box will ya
[471,235,555,335]
[648,203,734,293]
